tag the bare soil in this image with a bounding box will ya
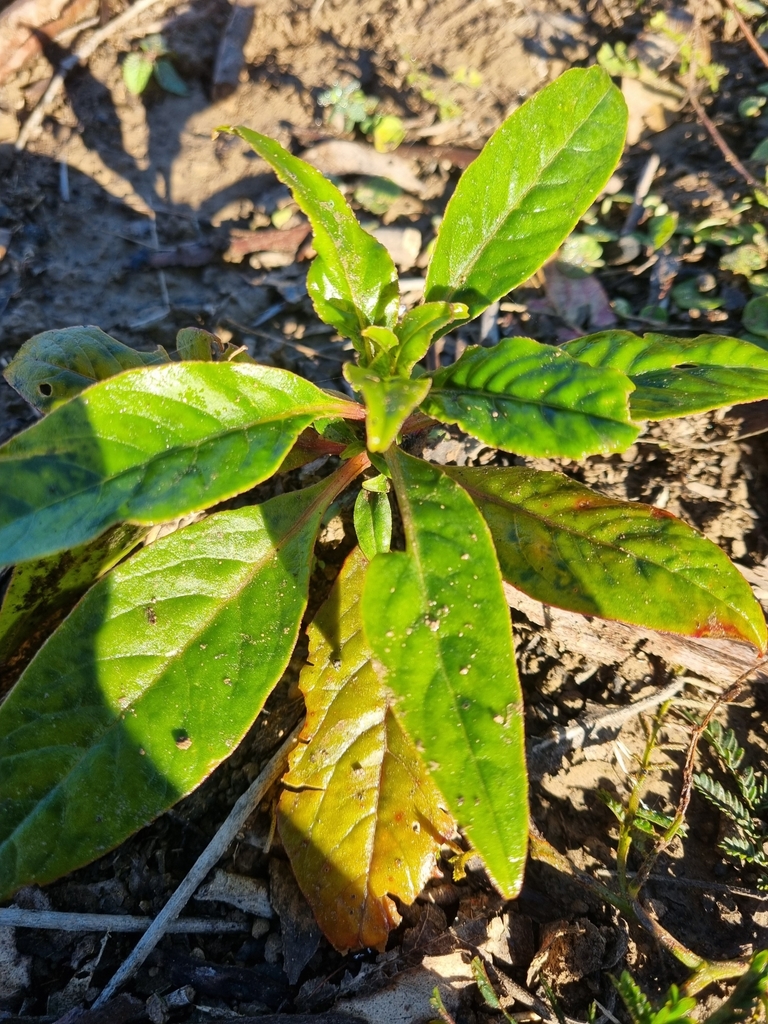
[2,0,768,1021]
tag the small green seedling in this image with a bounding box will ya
[614,951,768,1024]
[122,34,188,97]
[1,67,768,952]
[317,80,404,152]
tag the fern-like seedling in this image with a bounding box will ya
[693,721,768,890]
[615,951,768,1024]
[614,972,696,1024]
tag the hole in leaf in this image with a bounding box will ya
[38,382,53,396]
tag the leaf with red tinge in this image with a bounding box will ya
[278,546,455,952]
[446,465,768,653]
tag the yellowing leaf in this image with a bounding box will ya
[278,546,455,951]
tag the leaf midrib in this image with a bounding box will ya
[392,455,514,864]
[241,129,393,337]
[433,82,614,296]
[0,404,332,543]
[429,381,631,428]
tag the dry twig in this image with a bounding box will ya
[93,723,302,1007]
[528,677,686,780]
[0,909,250,932]
[622,154,660,236]
[687,90,767,197]
[632,671,753,893]
[723,0,768,70]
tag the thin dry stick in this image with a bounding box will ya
[528,676,685,780]
[621,153,660,236]
[0,909,249,933]
[687,89,768,198]
[15,0,174,151]
[723,0,768,70]
[93,723,302,1008]
[632,671,753,895]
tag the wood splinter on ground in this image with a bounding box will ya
[91,723,302,1008]
[212,0,257,100]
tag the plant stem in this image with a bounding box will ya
[618,703,670,899]
[528,825,633,918]
[295,430,347,456]
[633,677,749,895]
[528,826,743,978]
[683,958,753,998]
[687,90,768,199]
[401,411,435,435]
[324,449,370,500]
[722,0,768,70]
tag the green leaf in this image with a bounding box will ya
[613,972,655,1024]
[471,957,515,1022]
[3,326,167,413]
[0,524,147,688]
[672,279,724,312]
[705,950,768,1024]
[278,547,455,951]
[424,67,627,321]
[647,212,678,251]
[0,362,357,567]
[421,337,639,459]
[563,330,768,420]
[344,363,431,452]
[354,486,392,559]
[354,177,402,215]
[362,325,399,356]
[176,327,217,361]
[613,975,697,1024]
[122,52,153,95]
[361,450,528,897]
[394,301,469,375]
[372,114,405,153]
[744,296,768,339]
[0,476,348,899]
[139,33,168,56]
[153,58,188,96]
[693,773,752,825]
[720,244,767,277]
[446,465,768,652]
[220,126,399,348]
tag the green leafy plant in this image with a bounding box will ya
[614,950,768,1024]
[317,80,405,152]
[122,34,188,97]
[2,67,768,951]
[694,721,768,889]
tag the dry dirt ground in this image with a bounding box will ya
[2,0,768,1021]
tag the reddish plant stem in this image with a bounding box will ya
[401,411,436,435]
[687,90,768,197]
[632,673,751,895]
[324,449,370,498]
[295,429,347,456]
[723,0,768,70]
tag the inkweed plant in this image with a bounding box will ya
[1,67,768,949]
